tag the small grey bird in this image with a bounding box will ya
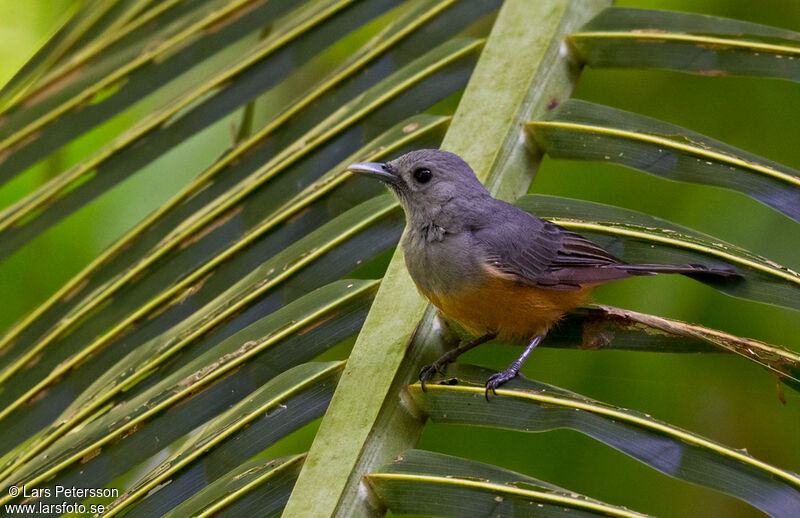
[348,149,736,397]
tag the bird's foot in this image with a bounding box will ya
[484,361,521,400]
[419,360,449,392]
[419,333,500,392]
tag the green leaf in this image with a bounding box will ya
[527,100,800,222]
[0,30,481,384]
[516,194,800,311]
[284,1,612,516]
[0,0,472,256]
[367,449,649,517]
[0,0,335,182]
[70,279,365,515]
[0,355,344,514]
[0,0,118,109]
[9,0,230,112]
[161,454,305,518]
[0,278,371,500]
[107,362,344,517]
[570,7,800,82]
[0,277,371,478]
[3,2,798,517]
[0,115,439,458]
[52,0,179,67]
[0,27,482,426]
[103,361,343,517]
[0,195,394,468]
[411,364,800,518]
[0,27,461,398]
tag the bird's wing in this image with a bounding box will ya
[473,201,632,290]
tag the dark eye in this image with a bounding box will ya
[413,168,432,183]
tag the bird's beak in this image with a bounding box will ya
[347,162,400,185]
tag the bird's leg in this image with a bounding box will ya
[420,332,497,391]
[485,334,545,399]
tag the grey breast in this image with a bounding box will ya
[401,220,488,298]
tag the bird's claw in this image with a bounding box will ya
[484,369,518,400]
[419,362,446,392]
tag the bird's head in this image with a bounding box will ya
[347,149,488,221]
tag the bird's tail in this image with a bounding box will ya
[620,263,741,280]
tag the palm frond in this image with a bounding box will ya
[1,1,798,517]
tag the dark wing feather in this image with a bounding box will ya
[553,230,623,267]
[473,201,634,290]
[471,199,738,289]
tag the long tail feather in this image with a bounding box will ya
[619,263,741,278]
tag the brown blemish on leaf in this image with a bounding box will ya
[177,271,215,305]
[0,337,16,358]
[282,248,318,271]
[287,206,312,225]
[171,367,244,412]
[402,122,420,133]
[0,145,10,165]
[775,376,787,405]
[179,206,243,249]
[110,239,135,259]
[145,299,173,321]
[695,42,733,52]
[23,65,86,108]
[595,304,800,381]
[630,29,669,35]
[80,447,102,464]
[365,146,386,159]
[177,339,261,388]
[126,266,153,287]
[297,312,339,336]
[233,463,273,481]
[636,38,666,44]
[697,69,727,77]
[62,277,91,302]
[25,351,45,368]
[547,97,559,110]
[510,481,548,492]
[204,0,269,34]
[115,422,144,443]
[0,130,42,164]
[28,385,50,403]
[683,135,713,150]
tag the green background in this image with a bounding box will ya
[1,1,798,516]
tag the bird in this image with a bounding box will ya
[347,149,737,398]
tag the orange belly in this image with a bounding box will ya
[421,275,592,342]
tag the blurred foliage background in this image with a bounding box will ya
[1,1,798,516]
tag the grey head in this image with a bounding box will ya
[347,149,490,225]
